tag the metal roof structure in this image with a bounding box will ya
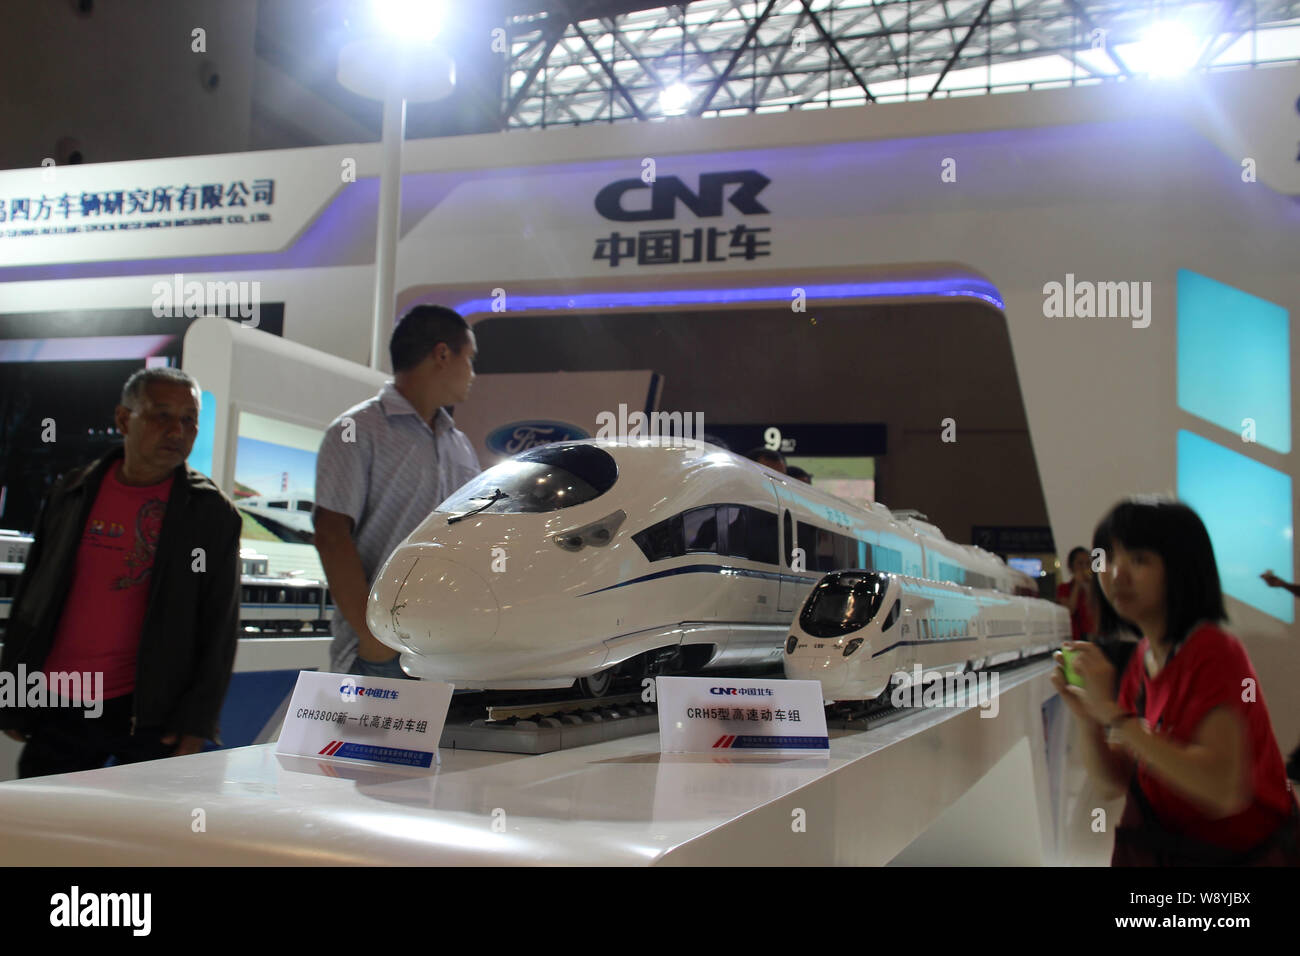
[502,0,1300,127]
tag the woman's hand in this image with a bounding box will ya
[1052,641,1124,726]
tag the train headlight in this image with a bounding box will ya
[785,635,798,655]
[553,509,627,552]
[843,637,865,657]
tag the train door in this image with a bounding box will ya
[775,482,799,613]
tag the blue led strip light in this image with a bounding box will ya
[451,277,1004,317]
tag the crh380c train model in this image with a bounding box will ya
[786,570,1068,704]
[366,440,1040,695]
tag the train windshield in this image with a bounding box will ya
[799,573,890,638]
[437,444,618,516]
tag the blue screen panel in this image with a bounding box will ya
[1177,270,1290,453]
[1177,430,1294,623]
[190,388,217,479]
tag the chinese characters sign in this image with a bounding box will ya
[592,168,773,269]
[277,671,453,771]
[0,179,275,239]
[656,676,829,754]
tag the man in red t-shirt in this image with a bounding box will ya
[1,368,241,778]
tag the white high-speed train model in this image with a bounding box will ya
[786,570,1067,704]
[366,439,1040,694]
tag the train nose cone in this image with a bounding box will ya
[367,548,500,654]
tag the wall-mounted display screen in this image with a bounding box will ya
[232,411,324,579]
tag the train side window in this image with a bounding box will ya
[783,511,793,567]
[632,513,685,562]
[746,507,778,565]
[296,501,313,512]
[683,506,719,553]
[881,600,901,632]
[833,533,857,569]
[268,501,288,510]
[875,545,902,573]
[798,523,819,570]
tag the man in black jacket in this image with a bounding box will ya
[1,367,241,778]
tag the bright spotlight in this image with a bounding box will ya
[659,82,692,115]
[1138,20,1202,76]
[373,0,444,43]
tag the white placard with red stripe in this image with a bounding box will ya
[275,671,453,770]
[655,676,829,755]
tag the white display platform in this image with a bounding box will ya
[0,662,1067,866]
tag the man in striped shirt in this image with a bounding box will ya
[313,306,481,677]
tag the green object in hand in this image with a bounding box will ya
[1060,647,1084,687]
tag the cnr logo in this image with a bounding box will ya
[595,170,771,222]
[709,687,740,695]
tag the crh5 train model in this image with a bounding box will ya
[786,570,1068,704]
[366,439,1043,695]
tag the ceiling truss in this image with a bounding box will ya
[502,0,1300,127]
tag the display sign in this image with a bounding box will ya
[276,671,453,770]
[0,149,345,266]
[707,422,886,457]
[971,526,1055,554]
[656,676,829,754]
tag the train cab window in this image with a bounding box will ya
[881,600,901,632]
[438,444,618,516]
[633,514,685,562]
[746,507,779,565]
[798,573,890,637]
[683,507,720,553]
[719,505,745,559]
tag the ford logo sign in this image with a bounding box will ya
[487,421,590,456]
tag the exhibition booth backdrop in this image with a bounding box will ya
[0,65,1296,756]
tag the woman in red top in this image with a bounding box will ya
[1056,546,1097,641]
[1051,497,1299,865]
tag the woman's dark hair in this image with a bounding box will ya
[1090,497,1226,648]
[1066,546,1088,569]
[389,305,470,372]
